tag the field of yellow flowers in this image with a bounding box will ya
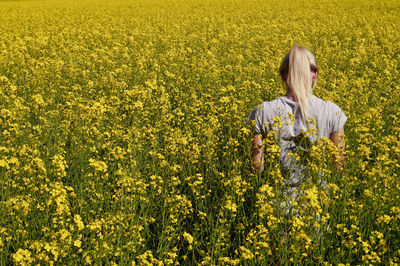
[0,0,400,264]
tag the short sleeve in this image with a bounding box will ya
[328,101,347,133]
[247,105,264,136]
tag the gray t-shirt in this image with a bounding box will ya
[248,95,347,185]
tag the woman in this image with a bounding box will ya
[248,44,347,184]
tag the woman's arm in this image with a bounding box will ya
[251,134,264,173]
[329,127,345,172]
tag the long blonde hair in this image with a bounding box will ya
[279,44,318,121]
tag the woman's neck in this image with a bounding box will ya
[284,91,298,102]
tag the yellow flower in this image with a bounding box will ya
[183,232,194,244]
[89,158,108,173]
[239,246,254,260]
[74,239,82,248]
[13,249,33,265]
[74,214,85,230]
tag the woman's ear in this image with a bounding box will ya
[312,71,318,82]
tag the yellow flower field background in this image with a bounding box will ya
[0,0,399,264]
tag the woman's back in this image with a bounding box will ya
[250,95,346,140]
[248,95,347,185]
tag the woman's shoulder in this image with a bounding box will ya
[310,96,347,131]
[311,96,343,112]
[248,99,273,114]
[258,97,286,111]
[248,97,287,136]
[248,97,285,122]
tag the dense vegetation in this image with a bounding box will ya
[0,0,399,264]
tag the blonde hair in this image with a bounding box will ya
[279,44,318,121]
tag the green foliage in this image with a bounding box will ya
[0,0,399,264]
